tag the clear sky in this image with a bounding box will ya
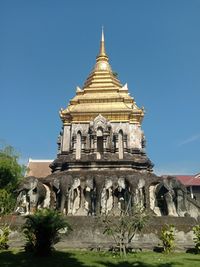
[0,0,200,175]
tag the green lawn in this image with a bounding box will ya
[0,250,199,267]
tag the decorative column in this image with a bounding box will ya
[90,135,95,153]
[118,131,124,159]
[72,136,76,154]
[105,134,111,152]
[123,134,127,152]
[81,136,85,151]
[103,135,107,152]
[76,132,81,160]
[57,131,62,154]
[85,135,90,153]
[115,135,119,152]
[93,136,97,152]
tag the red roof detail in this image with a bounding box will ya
[175,175,200,186]
[26,160,52,178]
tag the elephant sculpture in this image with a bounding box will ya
[125,175,147,213]
[14,172,193,218]
[15,176,51,214]
[82,177,95,215]
[51,174,95,215]
[101,178,113,215]
[134,178,146,209]
[15,190,29,215]
[114,177,130,213]
[68,177,81,215]
[100,177,129,215]
[149,183,162,216]
[69,176,95,216]
[154,176,188,216]
[51,174,74,214]
[41,173,95,215]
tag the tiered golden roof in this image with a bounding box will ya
[60,29,144,125]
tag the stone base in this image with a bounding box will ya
[1,215,198,251]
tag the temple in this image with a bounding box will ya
[50,29,153,173]
[16,30,200,219]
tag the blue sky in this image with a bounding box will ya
[0,0,200,175]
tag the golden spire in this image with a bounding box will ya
[97,27,108,62]
[83,28,121,88]
[60,29,145,124]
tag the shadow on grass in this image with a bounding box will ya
[0,250,85,267]
[186,248,200,254]
[183,258,200,262]
[2,250,198,267]
[96,261,178,267]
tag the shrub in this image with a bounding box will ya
[0,225,10,250]
[0,189,15,215]
[193,225,200,254]
[22,209,71,256]
[103,205,149,257]
[160,224,175,253]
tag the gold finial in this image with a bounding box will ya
[98,26,107,58]
[101,26,104,42]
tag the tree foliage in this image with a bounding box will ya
[0,145,25,191]
[22,209,71,256]
[0,145,26,214]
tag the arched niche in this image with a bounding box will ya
[97,127,103,154]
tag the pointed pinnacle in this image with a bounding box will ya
[99,27,106,57]
[101,26,104,42]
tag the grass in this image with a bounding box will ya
[0,249,200,267]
